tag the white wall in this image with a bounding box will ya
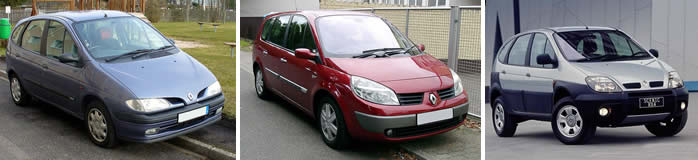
[240,0,320,17]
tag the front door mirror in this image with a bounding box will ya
[536,54,556,66]
[295,48,317,60]
[417,44,425,52]
[56,53,80,64]
[649,49,659,57]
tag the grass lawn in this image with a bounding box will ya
[153,22,236,120]
[0,47,5,57]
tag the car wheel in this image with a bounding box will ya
[254,67,270,99]
[9,75,31,106]
[645,110,687,137]
[492,97,517,137]
[85,100,118,148]
[551,97,595,145]
[317,96,351,149]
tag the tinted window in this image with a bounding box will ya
[21,20,46,54]
[507,34,531,66]
[286,16,317,51]
[11,22,27,44]
[497,39,514,63]
[529,33,556,68]
[261,17,274,40]
[268,15,291,47]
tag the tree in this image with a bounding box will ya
[1,0,29,7]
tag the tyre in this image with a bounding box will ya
[492,97,517,137]
[254,67,271,99]
[317,96,351,149]
[645,110,688,137]
[551,97,596,145]
[85,100,118,148]
[9,75,31,106]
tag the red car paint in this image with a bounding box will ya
[252,10,469,142]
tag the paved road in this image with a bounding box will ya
[0,78,203,159]
[485,94,698,160]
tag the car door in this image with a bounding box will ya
[524,33,557,114]
[259,15,300,101]
[12,20,49,98]
[498,34,532,112]
[277,15,320,110]
[39,20,86,112]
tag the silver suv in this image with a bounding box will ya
[490,26,689,144]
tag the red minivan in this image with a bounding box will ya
[252,10,470,149]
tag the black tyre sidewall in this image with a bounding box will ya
[551,97,596,145]
[85,101,118,148]
[493,97,517,137]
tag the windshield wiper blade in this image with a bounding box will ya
[132,45,175,59]
[576,54,614,62]
[602,51,650,61]
[386,45,420,56]
[105,49,153,62]
[353,47,404,58]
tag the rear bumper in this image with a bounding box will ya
[113,95,225,143]
[354,102,468,139]
[574,88,689,127]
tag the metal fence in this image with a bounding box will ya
[346,6,482,117]
[1,9,34,24]
[160,8,235,22]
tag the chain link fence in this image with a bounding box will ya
[343,7,482,117]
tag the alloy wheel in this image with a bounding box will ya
[88,108,108,142]
[494,103,505,132]
[320,103,338,141]
[255,69,264,95]
[10,78,22,102]
[556,105,583,138]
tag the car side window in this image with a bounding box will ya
[46,21,66,59]
[21,20,46,54]
[286,15,317,52]
[261,17,274,40]
[497,38,514,64]
[11,22,27,45]
[529,33,556,68]
[506,34,531,66]
[268,15,291,47]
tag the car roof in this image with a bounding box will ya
[268,10,374,19]
[34,10,134,22]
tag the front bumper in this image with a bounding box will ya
[354,102,468,139]
[113,94,225,143]
[574,88,689,127]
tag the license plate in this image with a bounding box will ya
[178,106,208,123]
[639,97,664,108]
[417,108,453,125]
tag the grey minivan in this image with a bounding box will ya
[5,11,224,147]
[490,26,689,144]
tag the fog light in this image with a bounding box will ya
[599,107,610,117]
[216,107,223,114]
[385,129,393,136]
[681,102,686,110]
[145,128,159,135]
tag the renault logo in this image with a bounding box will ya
[187,93,195,101]
[642,80,649,87]
[429,93,437,105]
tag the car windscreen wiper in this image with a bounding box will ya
[602,51,650,61]
[131,45,175,59]
[105,49,154,62]
[352,47,404,58]
[575,54,615,62]
[385,45,420,57]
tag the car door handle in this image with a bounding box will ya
[263,50,269,55]
[40,64,49,69]
[526,73,531,77]
[280,58,287,63]
[501,70,506,74]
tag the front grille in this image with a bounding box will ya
[650,81,663,87]
[388,116,463,138]
[623,83,641,89]
[438,87,456,100]
[397,93,423,105]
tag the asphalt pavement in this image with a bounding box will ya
[0,78,204,159]
[485,94,698,160]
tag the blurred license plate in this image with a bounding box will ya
[417,108,453,125]
[178,106,208,123]
[639,97,664,108]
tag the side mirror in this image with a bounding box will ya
[168,38,176,44]
[649,49,659,57]
[56,53,80,64]
[417,44,425,52]
[295,48,317,60]
[536,54,556,66]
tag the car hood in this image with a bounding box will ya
[570,59,672,84]
[328,54,454,93]
[99,51,217,104]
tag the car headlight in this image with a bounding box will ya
[450,69,464,96]
[350,76,399,105]
[585,76,621,93]
[125,98,172,112]
[669,71,684,88]
[205,81,222,97]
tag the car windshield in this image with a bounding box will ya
[555,30,652,62]
[315,15,420,58]
[73,17,172,59]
